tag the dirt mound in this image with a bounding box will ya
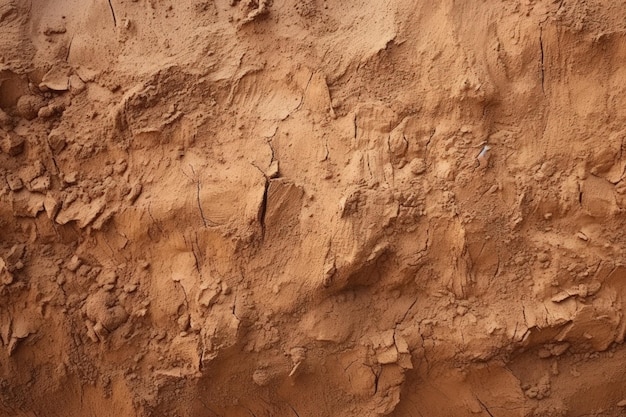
[1,1,626,416]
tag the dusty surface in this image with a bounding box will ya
[1,0,626,416]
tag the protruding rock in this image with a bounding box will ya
[84,291,129,332]
[197,285,220,308]
[15,95,45,120]
[252,368,271,386]
[126,183,142,203]
[56,197,106,228]
[44,193,61,220]
[377,346,398,364]
[409,158,426,175]
[6,173,23,191]
[29,175,50,193]
[41,67,70,91]
[0,258,13,285]
[11,191,45,217]
[65,255,82,272]
[1,131,24,156]
[48,130,67,154]
[267,160,279,179]
[69,75,86,92]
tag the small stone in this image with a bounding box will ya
[37,105,56,119]
[538,348,552,359]
[395,335,410,353]
[617,399,626,407]
[551,290,573,303]
[124,284,137,293]
[0,258,14,285]
[93,321,109,340]
[85,321,99,342]
[66,255,82,272]
[525,387,538,399]
[0,108,12,128]
[44,193,61,219]
[126,183,142,203]
[377,346,399,364]
[63,171,78,185]
[29,175,50,192]
[98,270,118,287]
[48,130,67,154]
[267,160,279,179]
[550,343,570,356]
[41,66,70,91]
[537,252,550,263]
[1,133,25,156]
[20,161,45,183]
[43,24,67,35]
[197,287,220,308]
[15,95,45,120]
[11,191,45,217]
[577,232,589,241]
[69,75,86,92]
[114,159,128,174]
[6,173,23,191]
[409,158,426,175]
[544,212,553,220]
[177,314,190,331]
[587,281,602,295]
[252,369,270,386]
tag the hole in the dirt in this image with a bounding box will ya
[0,70,29,110]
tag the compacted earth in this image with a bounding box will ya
[1,0,626,416]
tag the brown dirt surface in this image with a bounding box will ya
[1,1,626,416]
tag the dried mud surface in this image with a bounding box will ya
[2,1,626,416]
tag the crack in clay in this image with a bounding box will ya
[107,0,117,27]
[292,72,314,114]
[539,24,546,95]
[286,403,301,417]
[476,398,495,417]
[258,177,269,239]
[195,180,209,228]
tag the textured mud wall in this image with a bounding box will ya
[2,1,626,416]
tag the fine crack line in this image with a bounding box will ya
[251,163,269,240]
[286,403,301,417]
[477,398,495,417]
[258,178,269,239]
[187,165,216,228]
[107,0,117,27]
[65,35,74,62]
[196,179,208,228]
[539,25,546,95]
